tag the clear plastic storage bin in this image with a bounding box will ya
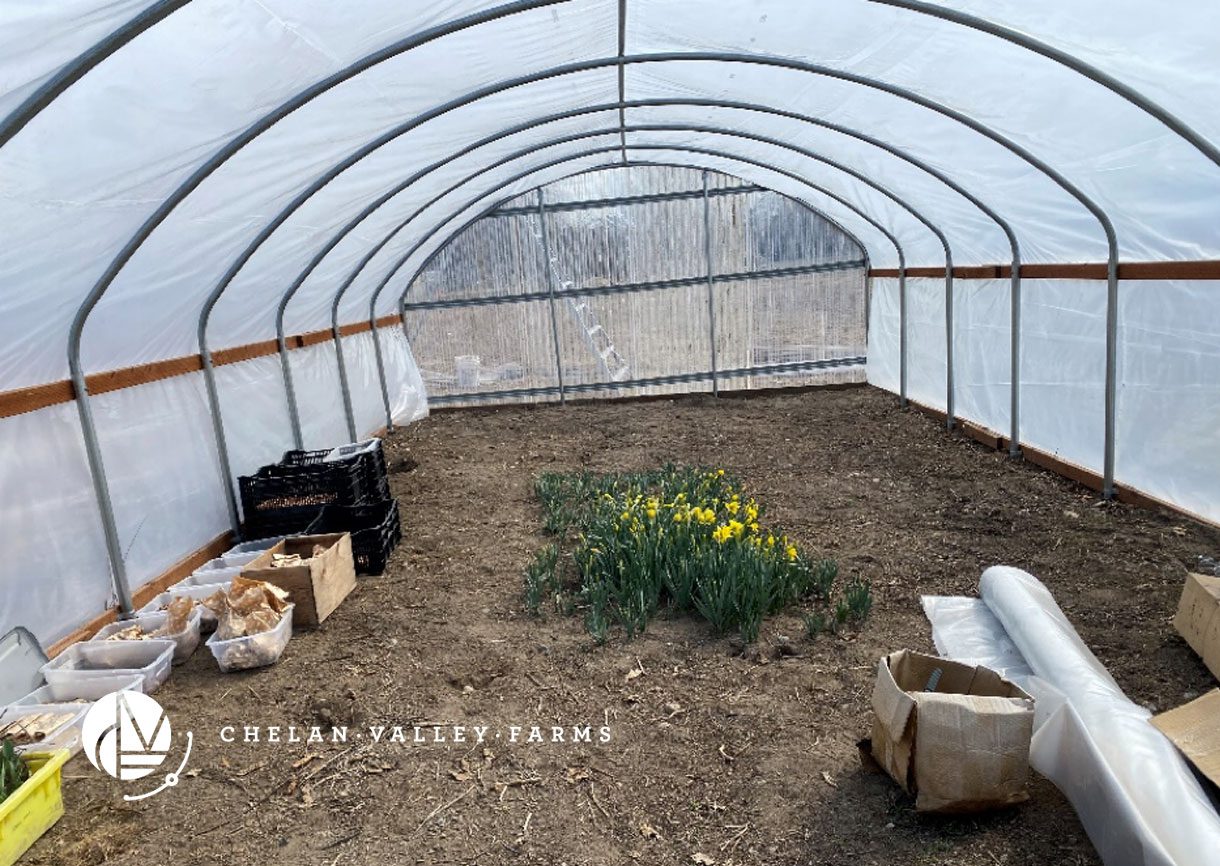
[187,558,245,585]
[140,581,231,632]
[219,550,262,569]
[206,605,294,673]
[222,537,285,564]
[14,673,143,705]
[0,703,88,756]
[91,608,202,664]
[40,640,174,695]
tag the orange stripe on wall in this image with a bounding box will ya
[0,315,404,420]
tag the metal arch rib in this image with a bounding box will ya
[869,0,1220,171]
[0,0,192,150]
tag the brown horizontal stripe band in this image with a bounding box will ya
[0,314,404,421]
[868,260,1220,281]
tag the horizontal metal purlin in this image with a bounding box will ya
[427,356,866,405]
[406,259,869,312]
[488,183,767,217]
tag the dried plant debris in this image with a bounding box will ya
[0,712,77,746]
[213,577,291,641]
[106,597,193,640]
[269,544,327,569]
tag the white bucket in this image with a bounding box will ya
[454,355,481,388]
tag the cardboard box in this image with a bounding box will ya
[871,649,1035,813]
[1152,689,1220,791]
[242,534,356,628]
[1174,573,1220,681]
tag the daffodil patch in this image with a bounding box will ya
[527,465,845,644]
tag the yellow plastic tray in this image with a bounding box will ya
[0,750,69,866]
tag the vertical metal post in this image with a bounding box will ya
[68,380,135,617]
[332,321,359,442]
[537,189,566,403]
[1102,256,1119,498]
[944,259,955,430]
[1008,261,1022,457]
[898,256,908,407]
[369,316,395,433]
[275,310,305,450]
[864,271,872,341]
[702,171,720,395]
[399,285,414,344]
[198,342,243,536]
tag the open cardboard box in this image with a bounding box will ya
[242,533,356,628]
[871,649,1035,813]
[1153,689,1220,797]
[1174,572,1220,681]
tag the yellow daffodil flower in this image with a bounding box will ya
[786,545,798,561]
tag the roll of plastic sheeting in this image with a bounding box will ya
[925,566,1220,866]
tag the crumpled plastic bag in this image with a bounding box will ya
[106,596,194,641]
[152,596,193,637]
[213,577,291,641]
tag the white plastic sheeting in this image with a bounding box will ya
[866,276,1220,525]
[0,3,1216,640]
[925,566,1220,866]
[0,326,422,647]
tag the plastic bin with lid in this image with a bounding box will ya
[40,640,174,695]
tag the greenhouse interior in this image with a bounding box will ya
[0,2,1217,866]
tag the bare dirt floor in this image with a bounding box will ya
[30,385,1220,866]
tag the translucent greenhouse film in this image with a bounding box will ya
[405,166,868,404]
[0,0,1217,651]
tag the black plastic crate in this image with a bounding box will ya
[239,462,365,540]
[243,506,323,540]
[278,441,389,502]
[307,499,401,575]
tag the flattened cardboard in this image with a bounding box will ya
[870,649,1035,813]
[1174,573,1220,681]
[242,534,356,627]
[1152,689,1220,790]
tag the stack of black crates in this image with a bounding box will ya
[237,439,402,574]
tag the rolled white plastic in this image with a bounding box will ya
[980,566,1220,866]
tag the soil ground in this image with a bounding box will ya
[29,386,1219,866]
